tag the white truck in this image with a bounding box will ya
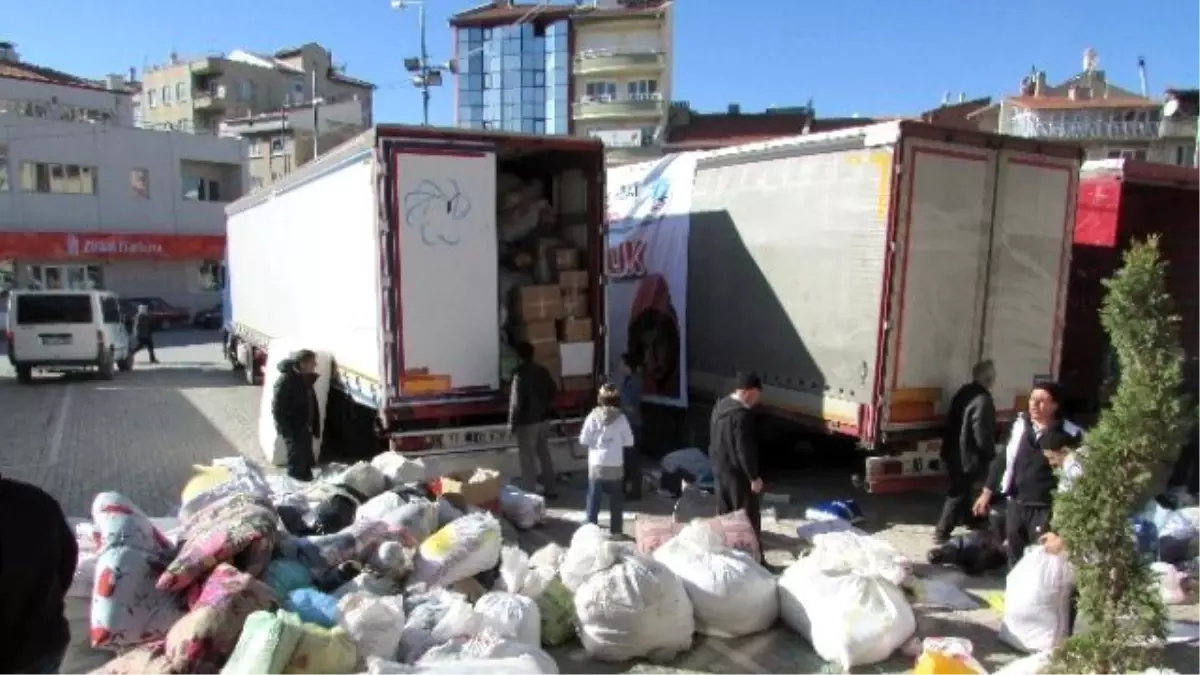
[223,125,607,473]
[682,121,1082,492]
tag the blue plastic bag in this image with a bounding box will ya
[805,498,865,524]
[283,588,340,628]
[263,559,314,600]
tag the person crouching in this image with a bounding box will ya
[579,383,636,536]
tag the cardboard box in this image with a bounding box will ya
[558,270,588,294]
[516,285,565,321]
[437,468,502,509]
[554,247,580,270]
[562,292,589,318]
[559,341,594,377]
[532,341,559,364]
[513,320,557,347]
[562,375,593,393]
[559,316,592,343]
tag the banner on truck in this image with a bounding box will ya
[605,153,697,407]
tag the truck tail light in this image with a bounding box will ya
[393,435,434,452]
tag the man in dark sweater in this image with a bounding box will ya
[130,304,159,364]
[0,474,78,673]
[272,350,321,482]
[508,341,559,498]
[934,360,997,544]
[710,372,764,549]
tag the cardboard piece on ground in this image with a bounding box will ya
[438,468,502,509]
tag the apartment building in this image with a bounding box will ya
[0,46,247,311]
[570,0,672,165]
[219,97,369,190]
[969,49,1198,167]
[138,43,374,136]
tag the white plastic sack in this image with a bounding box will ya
[339,592,406,660]
[475,592,541,646]
[399,591,480,663]
[334,571,402,598]
[379,499,439,541]
[417,628,557,673]
[499,485,546,530]
[574,546,695,662]
[412,512,503,588]
[560,524,618,591]
[495,546,550,598]
[372,452,430,485]
[777,555,916,669]
[653,521,778,637]
[358,492,405,523]
[1152,561,1187,605]
[1000,547,1076,653]
[257,339,332,466]
[528,543,566,574]
[992,651,1053,675]
[806,530,912,587]
[337,461,388,500]
[368,654,555,675]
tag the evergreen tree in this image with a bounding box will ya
[1052,236,1188,673]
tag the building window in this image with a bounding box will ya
[0,145,8,193]
[627,79,658,99]
[130,168,149,199]
[238,81,253,102]
[147,89,158,108]
[270,138,285,155]
[19,162,97,195]
[162,85,172,105]
[251,177,264,190]
[182,177,223,202]
[176,82,187,101]
[584,81,616,100]
[247,141,263,158]
[197,260,224,291]
[1175,144,1197,167]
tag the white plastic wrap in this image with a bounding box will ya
[559,524,617,591]
[368,654,556,674]
[1000,547,1076,653]
[411,512,503,588]
[417,629,557,673]
[338,592,406,660]
[498,485,546,530]
[777,555,916,670]
[399,591,480,663]
[652,521,778,637]
[474,592,542,646]
[574,546,695,662]
[805,530,912,587]
[379,500,439,541]
[371,452,430,485]
[528,543,566,574]
[358,492,405,523]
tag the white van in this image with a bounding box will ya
[5,290,134,383]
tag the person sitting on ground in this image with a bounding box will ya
[0,473,78,673]
[273,349,321,482]
[579,383,635,537]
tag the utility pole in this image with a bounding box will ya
[392,0,452,126]
[311,69,320,159]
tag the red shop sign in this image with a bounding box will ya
[0,232,225,261]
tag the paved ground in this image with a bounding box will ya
[2,332,1195,673]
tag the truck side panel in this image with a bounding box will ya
[227,151,384,390]
[882,141,996,435]
[979,152,1076,418]
[687,140,895,433]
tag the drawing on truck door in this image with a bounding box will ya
[391,148,500,396]
[605,153,697,407]
[404,179,473,246]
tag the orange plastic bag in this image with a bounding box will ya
[912,637,987,675]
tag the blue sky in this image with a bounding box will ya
[7,0,1199,124]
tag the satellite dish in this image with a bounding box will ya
[1164,99,1180,118]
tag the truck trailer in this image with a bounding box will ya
[223,125,607,471]
[1061,159,1199,415]
[682,121,1083,492]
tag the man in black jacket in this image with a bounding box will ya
[934,360,997,544]
[710,372,764,549]
[272,350,321,482]
[130,304,159,364]
[0,474,78,673]
[508,341,559,498]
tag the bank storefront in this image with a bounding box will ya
[0,232,225,313]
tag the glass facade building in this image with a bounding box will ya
[456,21,570,134]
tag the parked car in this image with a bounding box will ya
[193,303,223,329]
[120,297,190,330]
[5,289,133,382]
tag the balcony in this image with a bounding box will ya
[193,87,227,111]
[574,93,665,120]
[1160,116,1198,140]
[573,50,665,76]
[190,58,223,76]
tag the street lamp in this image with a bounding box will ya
[391,0,457,126]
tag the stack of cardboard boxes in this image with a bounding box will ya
[511,242,594,393]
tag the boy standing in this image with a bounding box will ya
[579,384,636,536]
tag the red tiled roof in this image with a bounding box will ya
[0,60,122,93]
[1005,95,1158,110]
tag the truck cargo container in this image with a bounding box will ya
[1061,159,1199,415]
[223,125,607,473]
[682,121,1082,492]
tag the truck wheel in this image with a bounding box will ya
[98,349,115,380]
[245,356,262,386]
[16,365,32,384]
[228,338,244,371]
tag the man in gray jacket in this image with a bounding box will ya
[508,341,559,498]
[934,360,996,544]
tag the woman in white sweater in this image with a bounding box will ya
[578,384,636,536]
